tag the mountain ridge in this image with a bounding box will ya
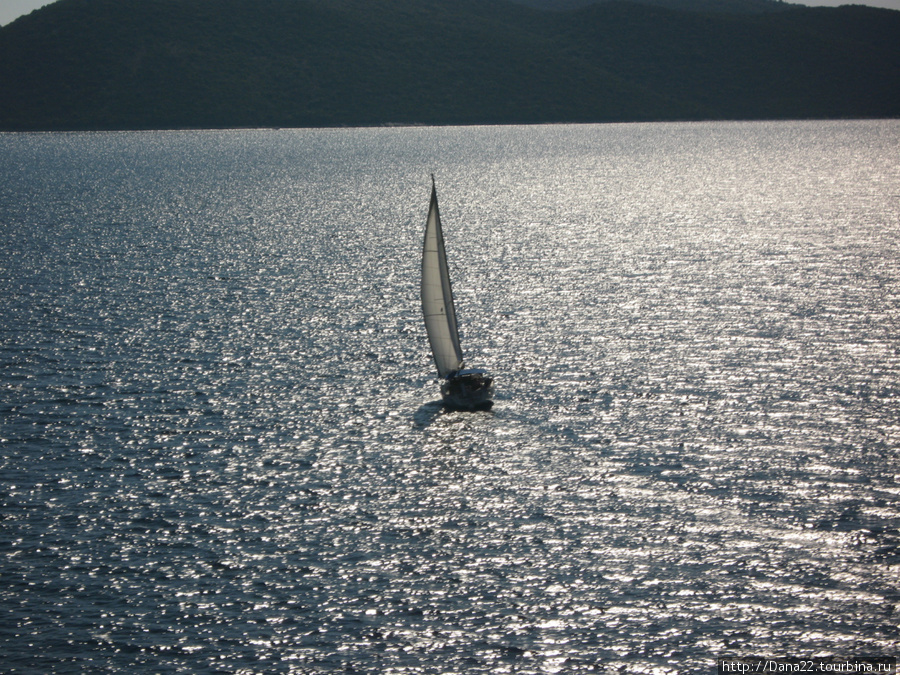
[508,0,792,13]
[1,0,898,131]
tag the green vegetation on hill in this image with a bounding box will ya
[0,0,898,131]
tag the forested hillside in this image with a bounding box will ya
[1,0,898,130]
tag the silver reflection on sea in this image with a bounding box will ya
[1,121,898,673]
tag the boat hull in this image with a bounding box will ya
[440,371,494,410]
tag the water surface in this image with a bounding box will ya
[1,121,898,673]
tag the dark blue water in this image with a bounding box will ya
[2,122,898,673]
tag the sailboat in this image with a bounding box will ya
[421,175,494,410]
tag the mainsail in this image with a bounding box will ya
[421,177,464,378]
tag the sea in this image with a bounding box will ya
[1,121,898,674]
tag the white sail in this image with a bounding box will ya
[421,179,464,378]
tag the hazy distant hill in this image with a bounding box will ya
[0,0,898,131]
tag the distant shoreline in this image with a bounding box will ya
[2,115,899,135]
